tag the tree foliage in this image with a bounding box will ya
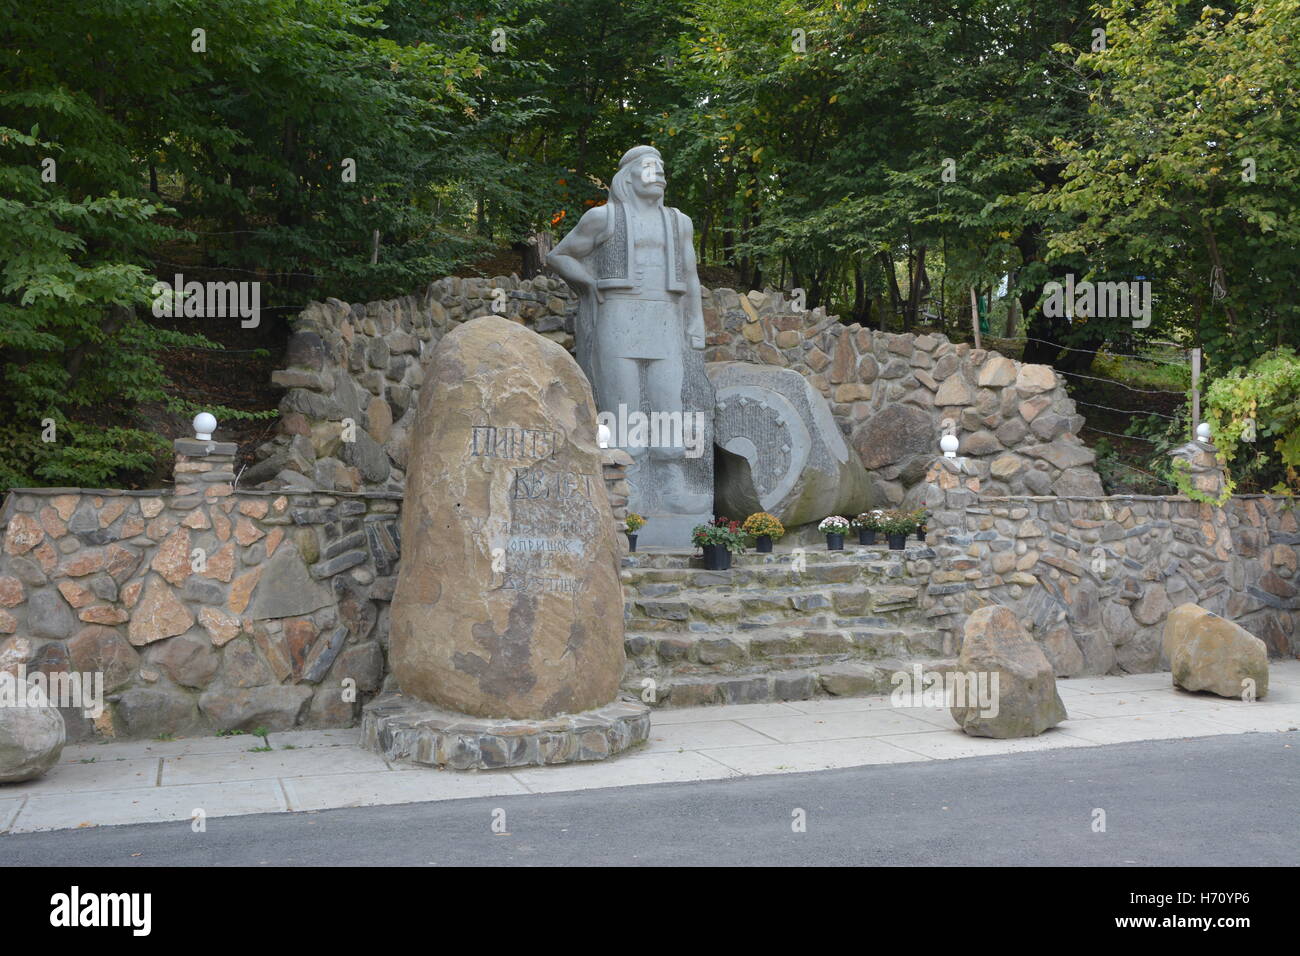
[1,0,1297,490]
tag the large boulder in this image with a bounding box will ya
[853,403,934,472]
[708,361,873,527]
[1163,602,1269,699]
[389,316,626,719]
[951,605,1068,738]
[0,676,66,783]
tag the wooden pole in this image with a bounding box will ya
[1191,347,1202,438]
[969,286,981,349]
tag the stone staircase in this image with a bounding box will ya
[619,545,952,708]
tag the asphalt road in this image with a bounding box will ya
[3,732,1296,866]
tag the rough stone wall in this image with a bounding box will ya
[0,485,399,742]
[3,465,1293,740]
[700,288,1103,506]
[246,275,576,493]
[250,279,1103,511]
[917,459,1300,675]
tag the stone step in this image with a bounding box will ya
[624,624,948,677]
[622,543,933,571]
[621,562,910,592]
[620,657,959,709]
[624,583,924,633]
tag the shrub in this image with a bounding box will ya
[878,509,921,536]
[742,512,784,540]
[818,515,851,535]
[1205,347,1300,494]
[691,516,746,553]
[852,510,886,531]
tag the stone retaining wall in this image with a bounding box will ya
[3,464,1294,740]
[250,278,1103,512]
[918,453,1300,673]
[0,479,399,742]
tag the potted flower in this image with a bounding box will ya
[852,510,884,546]
[624,513,645,552]
[880,509,919,551]
[914,509,929,540]
[742,512,785,553]
[691,517,745,570]
[818,515,851,550]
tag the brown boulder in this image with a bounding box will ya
[1164,602,1269,699]
[951,605,1068,738]
[389,316,626,719]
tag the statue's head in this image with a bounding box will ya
[611,145,665,204]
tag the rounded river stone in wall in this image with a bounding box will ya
[390,315,626,719]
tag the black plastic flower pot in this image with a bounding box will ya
[915,525,927,540]
[887,532,907,550]
[626,533,638,552]
[858,529,877,546]
[826,533,845,551]
[702,544,730,571]
[756,535,773,553]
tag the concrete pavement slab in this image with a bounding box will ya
[737,708,939,742]
[9,779,288,833]
[1057,712,1241,744]
[511,750,738,793]
[161,747,391,786]
[646,701,804,725]
[5,758,160,795]
[700,737,927,775]
[877,727,1094,760]
[642,719,781,753]
[283,768,528,812]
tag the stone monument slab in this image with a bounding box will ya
[707,361,873,527]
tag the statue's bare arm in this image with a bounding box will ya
[680,213,705,349]
[548,206,608,303]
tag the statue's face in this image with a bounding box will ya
[631,154,666,198]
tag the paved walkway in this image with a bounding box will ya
[3,662,1298,835]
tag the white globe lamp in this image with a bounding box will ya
[193,412,217,441]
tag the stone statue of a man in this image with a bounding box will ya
[548,145,714,546]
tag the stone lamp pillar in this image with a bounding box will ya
[173,414,237,501]
[1169,425,1229,500]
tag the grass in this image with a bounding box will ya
[1092,350,1192,392]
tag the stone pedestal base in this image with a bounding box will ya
[361,695,651,770]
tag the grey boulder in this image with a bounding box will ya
[0,677,66,783]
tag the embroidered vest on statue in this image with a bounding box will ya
[593,201,687,294]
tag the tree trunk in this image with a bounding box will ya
[878,251,902,331]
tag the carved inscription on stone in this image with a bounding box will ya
[468,423,597,596]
